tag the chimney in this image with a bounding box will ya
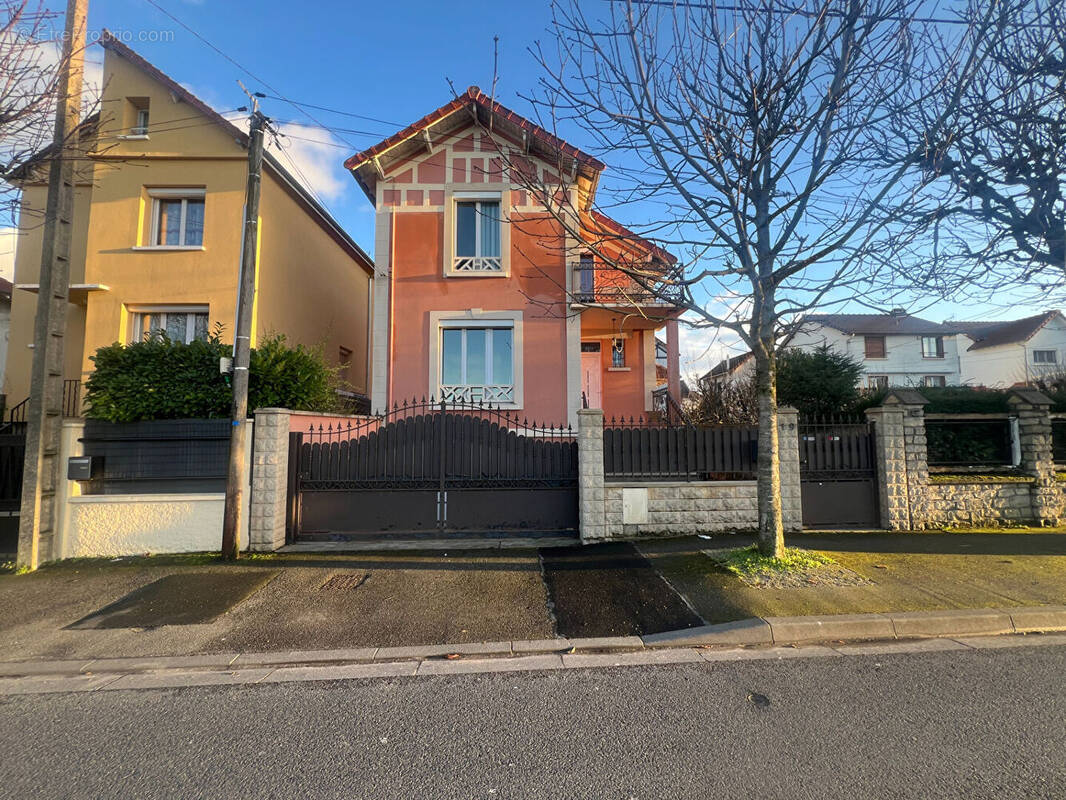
[889,308,907,317]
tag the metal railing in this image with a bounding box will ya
[603,416,757,481]
[925,416,1016,468]
[572,262,682,305]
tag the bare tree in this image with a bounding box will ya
[903,0,1065,300]
[500,0,1000,556]
[0,2,68,227]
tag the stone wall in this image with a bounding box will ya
[603,481,758,539]
[925,480,1037,527]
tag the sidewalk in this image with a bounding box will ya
[1,530,1065,666]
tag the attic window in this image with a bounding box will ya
[128,98,150,135]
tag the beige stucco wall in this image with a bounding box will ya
[257,173,372,395]
[4,44,372,407]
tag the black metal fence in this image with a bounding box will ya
[78,418,232,494]
[798,416,876,479]
[925,416,1014,467]
[603,417,758,481]
[297,399,577,488]
[1053,420,1066,465]
[0,428,26,513]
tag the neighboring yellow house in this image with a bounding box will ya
[3,33,373,412]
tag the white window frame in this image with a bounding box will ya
[132,107,150,136]
[143,188,206,250]
[1032,349,1057,365]
[429,310,524,408]
[922,375,947,388]
[128,304,209,344]
[921,336,944,359]
[442,190,510,277]
[867,374,889,389]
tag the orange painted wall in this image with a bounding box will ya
[389,211,569,424]
[596,328,649,422]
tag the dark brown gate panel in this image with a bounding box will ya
[799,417,881,529]
[288,400,578,539]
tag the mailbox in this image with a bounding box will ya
[67,456,96,481]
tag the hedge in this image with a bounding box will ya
[84,330,345,422]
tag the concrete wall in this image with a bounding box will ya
[55,421,250,558]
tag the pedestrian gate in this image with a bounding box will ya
[798,417,881,529]
[287,400,578,540]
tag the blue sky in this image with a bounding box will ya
[8,0,1048,377]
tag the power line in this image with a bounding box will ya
[140,0,360,150]
[257,95,402,128]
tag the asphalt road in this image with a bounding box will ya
[2,645,1064,799]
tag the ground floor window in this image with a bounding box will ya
[923,375,947,388]
[866,374,888,390]
[440,322,515,404]
[130,306,209,344]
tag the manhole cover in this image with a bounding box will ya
[320,572,368,591]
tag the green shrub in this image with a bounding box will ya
[84,329,344,422]
[776,347,864,417]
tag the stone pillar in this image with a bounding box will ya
[776,406,802,533]
[876,390,931,530]
[249,408,291,551]
[865,405,909,530]
[577,408,606,543]
[1008,388,1058,525]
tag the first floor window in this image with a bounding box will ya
[867,374,888,390]
[131,307,209,344]
[611,337,626,367]
[1033,349,1057,364]
[440,323,514,403]
[864,335,886,359]
[453,198,502,272]
[149,191,205,247]
[923,375,947,388]
[921,336,944,358]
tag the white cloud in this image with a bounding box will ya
[267,121,349,204]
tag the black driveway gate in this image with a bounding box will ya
[288,400,578,540]
[799,416,881,529]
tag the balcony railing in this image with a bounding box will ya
[572,262,681,306]
[453,255,503,273]
[440,384,515,405]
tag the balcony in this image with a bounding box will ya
[571,261,682,307]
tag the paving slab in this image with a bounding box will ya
[0,673,123,695]
[569,635,645,651]
[887,608,1015,638]
[698,645,840,662]
[511,639,572,653]
[85,654,239,673]
[417,654,565,675]
[765,613,895,643]
[261,661,417,683]
[0,659,95,677]
[562,648,703,669]
[953,632,1066,649]
[231,647,380,667]
[375,641,512,660]
[642,618,773,648]
[833,638,972,656]
[1007,605,1066,632]
[104,669,273,691]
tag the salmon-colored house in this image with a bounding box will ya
[345,87,683,426]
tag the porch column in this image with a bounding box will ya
[249,408,291,551]
[577,408,607,542]
[1008,388,1059,525]
[666,318,681,407]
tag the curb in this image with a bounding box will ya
[1,605,1064,689]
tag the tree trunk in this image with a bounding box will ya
[753,343,785,558]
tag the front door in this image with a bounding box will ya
[581,342,602,409]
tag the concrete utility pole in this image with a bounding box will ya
[17,0,88,570]
[221,104,268,560]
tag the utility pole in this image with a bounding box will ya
[221,98,268,560]
[17,0,88,570]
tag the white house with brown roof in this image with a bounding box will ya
[786,311,962,388]
[947,311,1066,387]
